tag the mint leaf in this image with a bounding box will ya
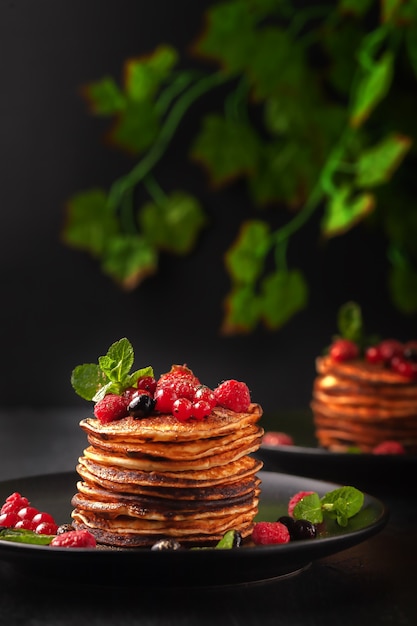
[337,301,364,344]
[0,528,55,545]
[321,486,364,527]
[71,364,108,401]
[71,338,154,403]
[293,492,323,525]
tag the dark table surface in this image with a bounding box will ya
[0,407,416,626]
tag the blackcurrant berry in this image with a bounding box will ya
[277,515,297,539]
[128,393,156,418]
[293,519,317,540]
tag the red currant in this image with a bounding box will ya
[378,339,404,361]
[32,512,56,526]
[15,519,37,530]
[0,512,19,527]
[194,386,216,409]
[172,397,193,421]
[154,386,177,413]
[329,339,359,362]
[191,400,212,420]
[137,376,157,395]
[35,521,59,535]
[17,506,39,521]
[391,357,417,379]
[365,345,384,364]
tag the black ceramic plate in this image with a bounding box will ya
[0,471,388,587]
[256,443,417,489]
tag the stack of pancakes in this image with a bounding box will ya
[311,356,417,453]
[71,404,263,547]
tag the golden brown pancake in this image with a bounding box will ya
[71,400,264,547]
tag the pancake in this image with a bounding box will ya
[312,355,417,453]
[71,363,264,548]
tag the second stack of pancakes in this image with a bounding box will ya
[312,355,417,453]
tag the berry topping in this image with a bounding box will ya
[292,519,317,540]
[329,339,359,362]
[262,431,294,446]
[50,529,97,548]
[93,394,128,423]
[154,386,178,413]
[172,397,193,422]
[137,375,157,394]
[390,356,417,380]
[372,440,406,455]
[213,379,251,412]
[251,521,291,545]
[288,491,315,517]
[128,393,156,418]
[191,400,212,420]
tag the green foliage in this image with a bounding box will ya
[62,0,417,333]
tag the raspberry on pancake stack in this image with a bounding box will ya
[311,324,417,454]
[70,339,263,548]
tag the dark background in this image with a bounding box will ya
[0,0,415,417]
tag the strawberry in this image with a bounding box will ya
[213,379,251,412]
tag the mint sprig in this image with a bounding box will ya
[71,337,153,402]
[293,486,364,528]
[0,528,55,545]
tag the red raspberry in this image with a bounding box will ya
[93,394,128,423]
[157,365,200,388]
[50,529,97,548]
[288,491,315,517]
[373,440,406,455]
[213,379,251,412]
[262,431,294,446]
[252,521,291,545]
[329,339,359,362]
[1,493,29,514]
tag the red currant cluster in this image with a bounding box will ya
[93,365,252,424]
[0,492,58,535]
[329,338,417,379]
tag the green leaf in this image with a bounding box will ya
[321,186,375,237]
[71,363,108,401]
[225,220,270,285]
[191,115,260,186]
[101,234,157,289]
[222,285,262,334]
[260,269,308,329]
[99,337,134,383]
[246,27,304,101]
[193,0,257,73]
[321,486,364,526]
[293,493,323,525]
[337,301,364,343]
[63,189,118,256]
[124,45,179,102]
[139,191,207,254]
[380,0,405,22]
[355,133,412,187]
[82,77,126,116]
[0,528,55,545]
[337,0,374,16]
[107,100,160,155]
[350,51,394,128]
